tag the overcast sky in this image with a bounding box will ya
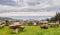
[0,0,60,20]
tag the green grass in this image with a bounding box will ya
[0,26,60,35]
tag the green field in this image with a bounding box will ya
[0,26,60,35]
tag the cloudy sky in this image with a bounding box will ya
[0,0,60,20]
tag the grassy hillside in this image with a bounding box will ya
[0,26,60,35]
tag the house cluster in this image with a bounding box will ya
[24,19,39,26]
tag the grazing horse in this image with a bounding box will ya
[0,22,5,28]
[9,22,21,33]
[40,23,48,29]
[40,21,48,29]
[48,21,59,27]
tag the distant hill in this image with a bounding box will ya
[0,17,13,20]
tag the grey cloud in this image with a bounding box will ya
[41,6,60,11]
[0,0,60,13]
[26,0,50,6]
[0,0,17,6]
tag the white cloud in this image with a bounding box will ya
[52,0,60,6]
[0,12,56,17]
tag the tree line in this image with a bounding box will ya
[46,12,60,22]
